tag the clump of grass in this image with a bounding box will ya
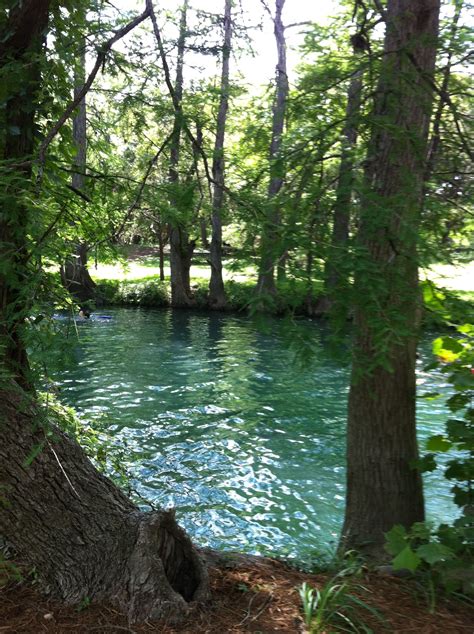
[299,572,386,633]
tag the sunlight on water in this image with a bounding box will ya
[51,308,458,562]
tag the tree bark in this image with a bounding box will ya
[60,22,96,307]
[0,3,209,621]
[340,0,441,558]
[208,0,232,310]
[0,0,51,388]
[255,0,288,300]
[168,0,194,308]
[0,388,208,622]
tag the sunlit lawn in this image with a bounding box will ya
[90,257,257,283]
[90,251,473,293]
[421,261,474,293]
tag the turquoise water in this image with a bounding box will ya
[52,308,457,561]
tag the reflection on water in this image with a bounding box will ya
[52,308,458,560]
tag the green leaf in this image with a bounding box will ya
[384,525,407,556]
[392,546,421,572]
[417,543,455,565]
[447,393,471,413]
[420,391,441,400]
[426,435,453,452]
[23,441,45,467]
[432,337,463,362]
[413,453,437,472]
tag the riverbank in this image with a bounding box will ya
[90,246,474,325]
[2,553,473,632]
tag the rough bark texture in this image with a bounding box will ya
[208,0,232,310]
[0,3,209,621]
[0,0,51,387]
[341,0,440,558]
[168,0,194,308]
[0,388,208,622]
[61,32,96,306]
[256,0,288,299]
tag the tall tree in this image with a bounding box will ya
[0,3,208,621]
[168,0,195,308]
[315,33,366,315]
[208,0,233,309]
[340,0,441,558]
[255,0,288,299]
[60,14,96,307]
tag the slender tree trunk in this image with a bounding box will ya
[340,0,440,559]
[0,4,209,621]
[317,38,365,314]
[168,0,194,308]
[200,216,209,249]
[60,26,96,306]
[208,0,232,309]
[256,0,288,300]
[424,0,462,184]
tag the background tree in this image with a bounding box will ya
[208,0,233,309]
[60,7,96,307]
[255,0,289,301]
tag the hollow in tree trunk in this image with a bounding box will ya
[340,0,440,559]
[0,2,209,621]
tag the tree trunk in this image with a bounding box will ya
[255,0,288,300]
[168,0,194,308]
[0,0,51,388]
[61,24,96,306]
[317,38,365,313]
[340,0,440,558]
[0,388,208,622]
[0,3,209,621]
[209,0,232,310]
[200,216,209,249]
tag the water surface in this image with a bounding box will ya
[52,308,457,561]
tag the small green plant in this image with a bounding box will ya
[0,554,22,588]
[385,326,474,600]
[299,574,385,633]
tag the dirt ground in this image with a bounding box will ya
[1,554,473,633]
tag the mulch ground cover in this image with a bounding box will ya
[1,554,472,633]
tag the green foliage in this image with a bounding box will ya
[96,278,169,307]
[386,326,474,597]
[0,554,22,589]
[37,393,131,492]
[299,573,385,633]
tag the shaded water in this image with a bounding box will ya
[52,308,457,561]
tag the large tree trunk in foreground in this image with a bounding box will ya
[340,0,440,558]
[61,26,96,306]
[0,0,51,388]
[0,2,209,621]
[208,0,232,310]
[0,388,208,622]
[255,0,288,301]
